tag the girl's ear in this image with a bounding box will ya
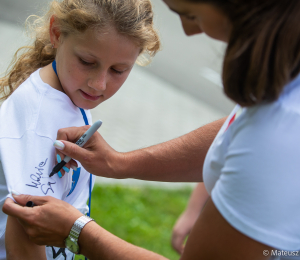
[49,15,61,48]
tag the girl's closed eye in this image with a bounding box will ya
[111,68,125,75]
[79,57,95,66]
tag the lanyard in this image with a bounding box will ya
[52,61,93,220]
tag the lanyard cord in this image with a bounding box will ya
[79,108,93,220]
[79,113,93,260]
[52,60,93,227]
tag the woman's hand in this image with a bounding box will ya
[54,126,124,178]
[2,195,82,247]
[53,118,226,182]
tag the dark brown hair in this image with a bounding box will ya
[189,0,300,106]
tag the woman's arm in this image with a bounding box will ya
[172,183,209,254]
[56,117,226,182]
[3,194,273,260]
[79,221,168,260]
[80,197,273,260]
[6,215,46,260]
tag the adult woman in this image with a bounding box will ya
[3,0,300,259]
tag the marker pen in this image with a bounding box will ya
[26,201,35,207]
[49,120,102,177]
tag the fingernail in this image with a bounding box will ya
[63,166,70,173]
[11,190,21,196]
[53,140,65,150]
[57,154,62,163]
[70,165,78,171]
[58,171,62,178]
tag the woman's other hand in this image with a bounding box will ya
[2,195,82,247]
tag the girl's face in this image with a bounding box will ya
[51,25,140,109]
[163,0,231,42]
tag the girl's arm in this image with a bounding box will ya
[172,183,209,254]
[6,215,47,260]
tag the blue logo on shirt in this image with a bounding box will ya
[67,167,81,196]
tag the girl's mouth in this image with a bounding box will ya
[80,90,101,101]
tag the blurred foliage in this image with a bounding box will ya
[75,184,192,260]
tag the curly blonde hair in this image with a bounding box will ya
[0,0,160,101]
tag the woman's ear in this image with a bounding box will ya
[49,15,61,48]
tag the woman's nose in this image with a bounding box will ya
[180,16,203,36]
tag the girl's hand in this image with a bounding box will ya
[171,210,199,255]
[172,183,209,254]
[54,126,124,178]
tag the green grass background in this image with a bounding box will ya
[75,184,192,260]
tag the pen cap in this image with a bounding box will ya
[75,120,102,147]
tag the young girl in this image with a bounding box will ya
[0,0,160,259]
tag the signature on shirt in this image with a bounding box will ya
[26,158,56,195]
[46,246,69,260]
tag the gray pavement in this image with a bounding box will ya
[149,0,234,113]
[0,0,233,188]
[90,65,223,188]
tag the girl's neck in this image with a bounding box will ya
[39,64,64,93]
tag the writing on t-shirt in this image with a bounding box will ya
[46,246,70,260]
[26,158,56,195]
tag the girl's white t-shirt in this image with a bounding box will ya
[0,69,94,260]
[203,73,300,257]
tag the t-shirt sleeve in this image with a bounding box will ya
[211,107,300,251]
[0,131,72,200]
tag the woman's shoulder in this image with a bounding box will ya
[231,83,300,142]
[224,93,300,176]
[233,73,300,130]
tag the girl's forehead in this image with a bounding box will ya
[70,27,136,46]
[65,28,140,64]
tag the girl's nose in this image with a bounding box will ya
[88,71,107,91]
